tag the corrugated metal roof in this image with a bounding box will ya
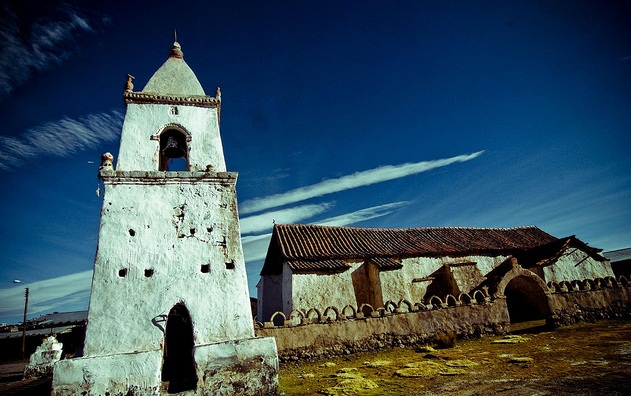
[261,224,559,275]
[0,325,76,340]
[32,311,87,326]
[604,248,631,263]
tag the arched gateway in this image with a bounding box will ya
[496,265,552,323]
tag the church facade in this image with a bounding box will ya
[52,41,278,395]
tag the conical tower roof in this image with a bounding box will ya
[141,41,206,96]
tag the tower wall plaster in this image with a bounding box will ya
[116,104,226,172]
[83,175,253,357]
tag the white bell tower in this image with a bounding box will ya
[53,41,278,396]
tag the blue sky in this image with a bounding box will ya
[0,1,630,324]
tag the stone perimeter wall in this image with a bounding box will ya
[256,275,631,361]
[547,276,631,326]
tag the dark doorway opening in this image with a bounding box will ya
[162,303,197,393]
[504,276,550,323]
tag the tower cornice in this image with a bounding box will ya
[124,91,221,108]
[99,170,237,185]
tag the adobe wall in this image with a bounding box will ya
[256,296,509,361]
[256,276,631,361]
[546,278,631,326]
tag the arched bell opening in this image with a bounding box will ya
[504,276,551,324]
[162,303,197,393]
[159,129,189,171]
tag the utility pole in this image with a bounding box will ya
[22,286,29,359]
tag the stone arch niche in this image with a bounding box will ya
[500,272,551,323]
[162,303,198,393]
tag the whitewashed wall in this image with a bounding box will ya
[84,176,253,357]
[289,261,363,312]
[116,104,225,172]
[380,255,510,303]
[543,247,614,282]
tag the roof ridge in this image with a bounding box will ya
[275,223,542,232]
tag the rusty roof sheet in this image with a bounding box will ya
[261,224,560,275]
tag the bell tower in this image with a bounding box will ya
[52,41,278,396]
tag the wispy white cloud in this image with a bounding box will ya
[242,233,275,263]
[0,110,123,171]
[0,271,92,321]
[316,201,411,227]
[239,151,484,215]
[240,203,333,235]
[0,3,94,100]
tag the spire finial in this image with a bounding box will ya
[169,29,183,59]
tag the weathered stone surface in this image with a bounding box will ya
[257,299,511,361]
[547,286,631,326]
[53,337,278,396]
[83,177,254,357]
[24,336,63,379]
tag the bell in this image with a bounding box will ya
[162,136,186,158]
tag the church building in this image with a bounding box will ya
[258,223,613,323]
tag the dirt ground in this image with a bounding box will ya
[1,319,630,395]
[0,361,50,395]
[279,319,631,395]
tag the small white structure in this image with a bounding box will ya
[24,336,63,378]
[53,41,278,395]
[258,224,613,323]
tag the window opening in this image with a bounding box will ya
[225,261,235,270]
[201,264,210,273]
[162,303,197,393]
[118,268,128,277]
[129,229,136,236]
[145,269,154,277]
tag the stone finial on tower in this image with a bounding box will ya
[99,152,114,176]
[169,41,184,59]
[215,87,221,101]
[124,74,135,92]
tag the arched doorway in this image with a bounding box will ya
[503,276,550,323]
[162,303,197,393]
